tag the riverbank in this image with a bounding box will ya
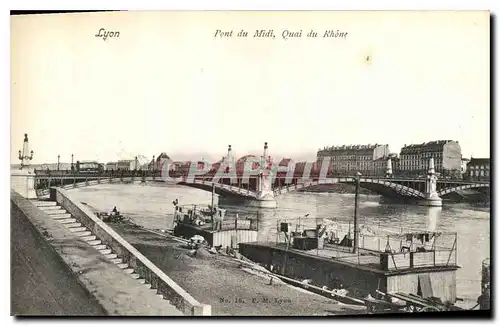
[108,221,367,316]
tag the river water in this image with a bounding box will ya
[68,183,490,308]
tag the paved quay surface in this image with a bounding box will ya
[11,200,106,316]
[13,196,183,316]
[111,222,368,316]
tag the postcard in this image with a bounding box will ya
[10,10,490,317]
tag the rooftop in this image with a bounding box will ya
[468,158,490,165]
[319,144,388,152]
[401,140,458,149]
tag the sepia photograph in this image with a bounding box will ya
[9,9,491,318]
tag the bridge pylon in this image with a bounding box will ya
[386,157,393,178]
[254,142,277,208]
[420,157,442,207]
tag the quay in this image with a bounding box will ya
[107,221,368,316]
[479,258,490,310]
[11,191,106,315]
[11,184,212,315]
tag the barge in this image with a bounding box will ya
[239,225,460,306]
[172,203,258,248]
[238,175,463,312]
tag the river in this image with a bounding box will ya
[67,183,490,309]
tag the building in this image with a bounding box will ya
[235,155,260,175]
[316,144,390,176]
[294,161,318,177]
[116,160,134,171]
[105,162,118,170]
[466,158,490,181]
[278,158,295,174]
[76,161,103,173]
[461,157,470,176]
[150,153,171,171]
[399,140,462,178]
[373,157,389,177]
[38,163,72,171]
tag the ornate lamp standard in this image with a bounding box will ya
[18,133,34,169]
[13,133,37,199]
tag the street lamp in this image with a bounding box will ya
[57,154,60,171]
[353,171,362,254]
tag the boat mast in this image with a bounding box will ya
[211,182,215,208]
[211,182,215,230]
[353,172,361,254]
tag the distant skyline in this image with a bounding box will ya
[10,139,489,166]
[11,11,490,165]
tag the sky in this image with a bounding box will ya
[11,11,490,165]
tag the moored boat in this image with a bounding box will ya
[172,201,259,248]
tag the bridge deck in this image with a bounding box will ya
[31,173,489,201]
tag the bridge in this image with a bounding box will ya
[31,171,490,205]
[28,142,489,208]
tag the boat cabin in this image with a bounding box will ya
[172,204,258,248]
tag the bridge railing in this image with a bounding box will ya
[277,221,458,271]
[34,169,163,177]
[175,205,258,231]
[34,168,481,184]
[358,231,458,270]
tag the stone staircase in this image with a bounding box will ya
[31,200,182,313]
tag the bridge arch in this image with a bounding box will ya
[273,177,426,199]
[35,176,156,197]
[35,176,260,200]
[438,183,490,196]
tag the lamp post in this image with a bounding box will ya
[57,154,60,171]
[18,133,34,169]
[152,155,155,172]
[297,213,309,233]
[353,171,361,254]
